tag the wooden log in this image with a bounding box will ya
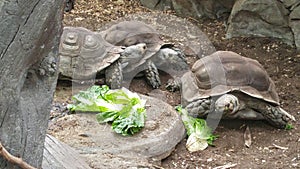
[0,0,64,168]
[42,135,91,169]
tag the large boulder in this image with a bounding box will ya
[289,5,300,50]
[140,0,173,11]
[281,0,300,9]
[139,0,235,19]
[172,0,234,19]
[48,95,186,168]
[226,0,294,46]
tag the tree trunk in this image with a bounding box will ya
[0,0,63,168]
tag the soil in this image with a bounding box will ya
[52,0,300,168]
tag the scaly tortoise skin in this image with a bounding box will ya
[171,51,295,128]
[100,21,189,88]
[58,27,147,89]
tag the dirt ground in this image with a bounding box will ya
[53,0,300,168]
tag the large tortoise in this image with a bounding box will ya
[100,21,189,88]
[59,27,147,89]
[168,51,295,128]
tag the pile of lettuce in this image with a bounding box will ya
[176,106,217,152]
[68,85,146,136]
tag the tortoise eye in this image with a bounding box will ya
[144,33,153,39]
[124,37,137,46]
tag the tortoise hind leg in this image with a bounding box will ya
[260,105,295,129]
[239,93,295,129]
[144,60,161,89]
[105,61,123,89]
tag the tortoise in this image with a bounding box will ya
[59,26,147,89]
[100,21,189,88]
[167,51,295,128]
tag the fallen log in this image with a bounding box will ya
[42,135,91,169]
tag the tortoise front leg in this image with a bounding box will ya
[186,94,240,118]
[185,98,223,131]
[185,98,212,118]
[144,60,161,89]
[105,61,123,89]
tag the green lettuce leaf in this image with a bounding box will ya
[176,106,217,152]
[67,85,114,112]
[68,85,146,136]
[112,107,145,136]
[111,91,146,136]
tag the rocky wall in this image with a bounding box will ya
[140,0,300,51]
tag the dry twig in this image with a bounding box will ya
[213,163,238,169]
[0,142,37,169]
[244,125,252,148]
[272,143,288,150]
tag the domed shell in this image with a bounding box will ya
[181,51,279,105]
[100,21,169,71]
[59,27,123,80]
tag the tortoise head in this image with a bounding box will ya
[215,94,240,116]
[120,43,147,66]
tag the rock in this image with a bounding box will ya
[289,5,300,51]
[280,0,300,10]
[172,0,234,19]
[226,0,294,46]
[140,0,173,11]
[139,0,234,19]
[290,5,300,19]
[48,95,185,168]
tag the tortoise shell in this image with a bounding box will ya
[59,27,123,80]
[100,21,169,71]
[181,51,279,106]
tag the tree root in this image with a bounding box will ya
[0,142,37,169]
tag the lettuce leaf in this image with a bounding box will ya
[68,85,146,136]
[176,106,217,152]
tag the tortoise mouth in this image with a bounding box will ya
[215,94,240,115]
